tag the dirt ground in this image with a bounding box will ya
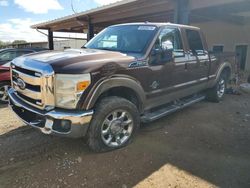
[0,94,250,188]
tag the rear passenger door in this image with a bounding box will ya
[185,29,210,87]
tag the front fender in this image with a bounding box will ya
[82,75,146,111]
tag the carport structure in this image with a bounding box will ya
[31,0,250,50]
[31,0,250,70]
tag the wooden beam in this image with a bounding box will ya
[190,0,246,10]
[87,20,94,41]
[50,19,88,32]
[92,0,174,24]
[94,11,174,28]
[91,0,171,18]
[48,29,54,50]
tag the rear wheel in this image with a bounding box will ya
[206,73,227,102]
[0,82,10,104]
[87,96,140,152]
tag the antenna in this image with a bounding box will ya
[71,0,77,14]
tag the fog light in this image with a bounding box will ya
[53,120,71,133]
[61,120,71,130]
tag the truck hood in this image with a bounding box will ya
[20,49,136,74]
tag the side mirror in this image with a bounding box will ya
[151,40,174,62]
[161,40,174,52]
[151,48,162,56]
[162,40,174,62]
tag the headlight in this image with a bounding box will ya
[55,73,91,109]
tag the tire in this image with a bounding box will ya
[0,82,10,104]
[206,73,227,102]
[87,96,140,152]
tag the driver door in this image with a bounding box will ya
[146,27,188,108]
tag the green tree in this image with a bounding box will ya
[12,40,27,45]
[0,40,11,48]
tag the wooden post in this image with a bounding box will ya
[174,0,190,25]
[48,29,54,50]
[87,21,94,41]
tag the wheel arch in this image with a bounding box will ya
[84,76,146,113]
[210,62,232,87]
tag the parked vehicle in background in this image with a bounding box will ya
[8,23,236,152]
[0,48,48,103]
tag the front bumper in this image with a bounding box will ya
[8,88,93,138]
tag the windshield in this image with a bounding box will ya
[85,25,158,54]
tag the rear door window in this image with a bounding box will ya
[186,29,205,55]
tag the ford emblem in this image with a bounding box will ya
[17,78,26,90]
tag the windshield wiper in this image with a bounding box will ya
[97,48,117,51]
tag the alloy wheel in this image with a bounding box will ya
[0,85,9,103]
[217,78,225,98]
[101,109,134,148]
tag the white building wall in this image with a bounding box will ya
[193,21,250,71]
[53,39,86,50]
[14,39,87,51]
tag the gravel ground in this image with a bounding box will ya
[0,94,250,188]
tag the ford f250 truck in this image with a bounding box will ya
[8,23,236,152]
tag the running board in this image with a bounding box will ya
[141,95,206,123]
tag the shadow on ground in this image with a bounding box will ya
[0,94,250,187]
[0,104,8,108]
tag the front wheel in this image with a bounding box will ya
[206,74,227,102]
[0,82,10,104]
[87,97,140,152]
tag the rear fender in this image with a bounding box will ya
[209,62,232,87]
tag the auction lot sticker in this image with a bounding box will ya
[138,26,156,30]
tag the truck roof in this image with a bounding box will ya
[111,22,200,30]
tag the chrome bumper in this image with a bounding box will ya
[8,88,93,138]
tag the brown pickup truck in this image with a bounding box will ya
[8,23,236,152]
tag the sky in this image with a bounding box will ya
[0,0,120,42]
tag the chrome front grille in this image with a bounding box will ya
[12,67,43,107]
[11,57,55,110]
